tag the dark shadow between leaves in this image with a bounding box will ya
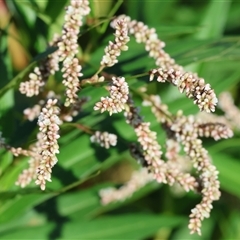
[35,197,69,240]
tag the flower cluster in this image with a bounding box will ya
[196,122,233,140]
[8,147,30,157]
[135,123,198,192]
[16,157,39,188]
[19,1,90,105]
[0,132,38,187]
[101,18,130,67]
[165,139,193,192]
[19,66,46,97]
[219,91,240,130]
[15,107,63,189]
[124,97,198,192]
[142,94,233,234]
[143,95,171,124]
[112,15,182,71]
[58,0,90,61]
[58,0,90,106]
[94,76,129,115]
[170,113,226,235]
[149,68,218,113]
[2,2,236,237]
[138,96,233,234]
[90,131,117,149]
[48,34,61,75]
[19,36,60,97]
[35,99,61,190]
[0,130,46,189]
[165,139,182,165]
[112,15,218,114]
[15,133,43,188]
[196,111,229,126]
[23,101,44,121]
[61,57,83,107]
[99,168,154,205]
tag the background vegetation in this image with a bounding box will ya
[0,0,240,239]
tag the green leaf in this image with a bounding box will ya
[12,0,37,29]
[0,193,54,223]
[0,223,55,239]
[194,0,231,39]
[142,1,176,25]
[44,0,68,24]
[172,37,240,66]
[0,151,13,176]
[0,24,13,88]
[58,186,101,218]
[211,152,240,198]
[58,181,160,220]
[221,211,240,239]
[0,90,14,113]
[172,217,214,240]
[0,209,46,235]
[200,61,240,95]
[0,157,28,191]
[61,214,185,239]
[155,25,202,37]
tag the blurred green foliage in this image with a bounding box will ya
[0,0,240,239]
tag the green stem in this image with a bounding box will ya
[55,170,100,194]
[209,138,240,153]
[130,87,174,123]
[62,122,94,135]
[99,0,124,34]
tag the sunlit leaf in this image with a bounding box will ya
[61,214,185,239]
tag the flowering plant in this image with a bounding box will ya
[0,0,240,239]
